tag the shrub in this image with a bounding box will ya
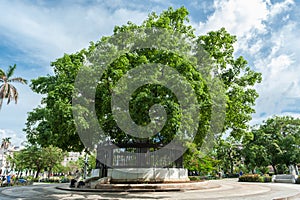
[49,177,60,183]
[189,176,202,181]
[239,174,272,183]
[263,175,272,182]
[227,173,239,178]
[60,177,70,183]
[239,174,261,182]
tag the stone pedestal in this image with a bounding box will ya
[107,168,189,183]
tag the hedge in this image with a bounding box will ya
[238,174,271,183]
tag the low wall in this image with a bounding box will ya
[107,168,189,183]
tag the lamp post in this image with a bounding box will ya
[83,153,88,179]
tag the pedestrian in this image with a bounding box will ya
[239,171,243,177]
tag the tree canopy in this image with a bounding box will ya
[25,7,261,155]
[9,145,66,178]
[242,116,300,174]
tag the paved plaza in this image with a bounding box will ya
[0,179,299,200]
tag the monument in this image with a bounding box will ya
[95,141,189,183]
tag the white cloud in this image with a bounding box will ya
[253,20,300,120]
[197,0,295,54]
[269,0,294,18]
[0,129,26,147]
[0,1,150,146]
[0,1,148,66]
[198,0,269,37]
[196,0,300,124]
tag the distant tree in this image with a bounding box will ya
[22,145,45,178]
[0,64,27,109]
[242,128,270,173]
[43,145,66,178]
[9,145,66,178]
[1,137,11,173]
[7,151,27,177]
[243,116,300,174]
[184,142,219,175]
[215,137,242,174]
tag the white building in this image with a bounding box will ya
[61,152,82,166]
[0,146,22,175]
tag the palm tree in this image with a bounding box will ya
[1,137,11,174]
[1,137,11,150]
[0,64,27,109]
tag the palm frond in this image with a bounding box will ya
[6,64,16,79]
[0,65,27,110]
[3,83,9,98]
[0,69,5,77]
[7,85,11,105]
[9,84,18,104]
[9,77,28,84]
[0,84,4,97]
[0,98,3,110]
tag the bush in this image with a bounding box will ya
[60,177,70,183]
[263,175,272,182]
[239,174,261,182]
[239,174,271,182]
[49,177,60,183]
[189,176,202,181]
[227,173,239,178]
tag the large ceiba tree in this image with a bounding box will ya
[0,64,27,109]
[24,7,261,152]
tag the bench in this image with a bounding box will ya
[272,174,298,183]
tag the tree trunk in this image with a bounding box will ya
[294,164,299,175]
[35,168,41,179]
[272,164,277,175]
[48,168,52,179]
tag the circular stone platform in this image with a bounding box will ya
[107,168,189,183]
[56,181,220,192]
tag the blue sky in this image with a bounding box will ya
[0,0,299,146]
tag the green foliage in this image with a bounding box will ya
[243,116,300,174]
[239,174,271,182]
[9,145,66,178]
[43,145,67,178]
[76,152,96,175]
[64,160,82,175]
[188,176,203,181]
[214,136,242,174]
[184,142,219,175]
[198,28,262,140]
[25,7,261,157]
[24,50,90,151]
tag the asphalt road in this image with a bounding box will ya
[0,179,299,200]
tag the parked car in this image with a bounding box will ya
[18,179,27,184]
